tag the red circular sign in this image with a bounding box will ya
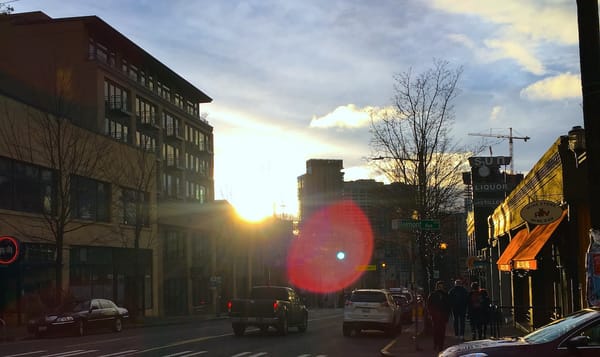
[0,236,19,265]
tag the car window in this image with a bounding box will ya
[350,291,386,303]
[90,300,101,310]
[73,300,90,312]
[524,310,599,344]
[577,321,600,346]
[100,299,116,309]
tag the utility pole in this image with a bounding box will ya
[577,1,600,231]
[468,128,530,174]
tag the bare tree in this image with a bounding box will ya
[108,133,158,320]
[370,59,473,295]
[0,71,111,305]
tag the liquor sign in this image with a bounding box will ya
[0,236,20,265]
[468,156,513,250]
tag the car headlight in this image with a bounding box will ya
[56,316,74,322]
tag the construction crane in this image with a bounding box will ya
[468,128,530,174]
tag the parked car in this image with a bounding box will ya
[343,289,401,337]
[27,298,129,338]
[389,288,414,323]
[440,308,600,356]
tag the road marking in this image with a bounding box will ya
[97,351,138,357]
[178,352,208,357]
[127,333,233,355]
[231,353,252,357]
[67,336,139,348]
[162,352,192,357]
[247,354,267,357]
[3,352,47,357]
[41,351,98,357]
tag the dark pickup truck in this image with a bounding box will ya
[227,285,308,336]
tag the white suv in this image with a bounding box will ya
[342,289,401,337]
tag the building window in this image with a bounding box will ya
[162,173,180,198]
[104,80,129,112]
[157,81,171,101]
[136,132,156,153]
[105,118,129,143]
[164,230,185,261]
[0,157,55,214]
[163,144,179,167]
[174,93,184,109]
[70,175,110,222]
[89,39,115,66]
[120,187,149,226]
[136,97,157,126]
[163,112,181,137]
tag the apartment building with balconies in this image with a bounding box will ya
[0,11,222,319]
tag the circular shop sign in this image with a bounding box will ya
[0,236,20,265]
[520,200,563,225]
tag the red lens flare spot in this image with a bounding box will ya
[287,200,374,293]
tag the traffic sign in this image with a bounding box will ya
[392,219,440,231]
[355,264,377,271]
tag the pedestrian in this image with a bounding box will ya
[427,280,451,352]
[480,288,491,338]
[448,279,469,341]
[467,281,483,340]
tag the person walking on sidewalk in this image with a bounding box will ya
[448,279,469,341]
[427,280,451,352]
[467,281,484,340]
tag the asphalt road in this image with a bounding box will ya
[1,309,400,357]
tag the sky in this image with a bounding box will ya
[10,0,585,221]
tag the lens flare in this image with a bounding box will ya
[287,200,374,293]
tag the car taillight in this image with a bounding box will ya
[227,301,232,312]
[273,301,279,312]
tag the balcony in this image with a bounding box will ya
[164,124,184,141]
[137,111,160,130]
[105,96,131,116]
[165,155,183,171]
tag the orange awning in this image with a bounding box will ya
[512,210,567,270]
[496,228,530,271]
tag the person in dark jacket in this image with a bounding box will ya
[448,279,469,340]
[467,281,483,340]
[427,280,452,352]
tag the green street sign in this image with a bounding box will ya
[392,219,440,231]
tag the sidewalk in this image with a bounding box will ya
[1,312,228,343]
[380,319,525,357]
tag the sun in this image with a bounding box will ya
[232,199,274,222]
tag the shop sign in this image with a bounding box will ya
[520,200,563,225]
[0,236,20,265]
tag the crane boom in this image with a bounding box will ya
[468,128,530,174]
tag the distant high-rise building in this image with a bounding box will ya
[297,159,344,223]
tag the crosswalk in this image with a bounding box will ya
[2,350,328,357]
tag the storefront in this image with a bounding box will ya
[489,133,590,331]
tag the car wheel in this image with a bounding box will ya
[113,317,123,332]
[298,313,308,332]
[278,314,288,336]
[232,323,245,337]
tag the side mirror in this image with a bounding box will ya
[565,335,590,348]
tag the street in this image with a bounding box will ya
[0,309,402,357]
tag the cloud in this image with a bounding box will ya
[310,104,388,129]
[484,39,545,75]
[520,72,581,101]
[431,0,577,45]
[490,106,503,122]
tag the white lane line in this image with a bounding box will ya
[132,333,233,355]
[179,352,208,357]
[3,352,47,357]
[41,351,98,357]
[248,353,268,357]
[315,355,328,357]
[231,353,252,357]
[162,352,192,357]
[97,350,138,357]
[298,355,311,357]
